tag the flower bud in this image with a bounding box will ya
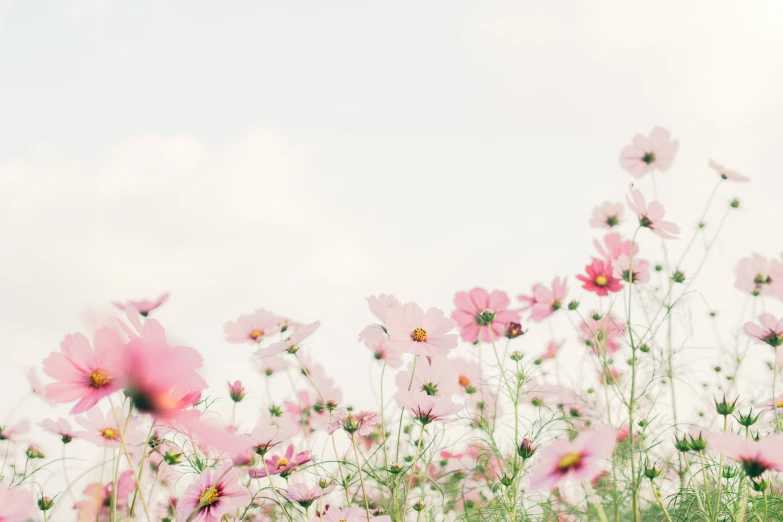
[412,501,426,512]
[341,413,362,434]
[567,300,580,311]
[671,270,686,283]
[518,438,535,460]
[26,445,45,459]
[509,351,523,362]
[505,322,524,339]
[227,380,246,403]
[689,432,707,452]
[38,497,54,511]
[722,466,737,479]
[644,463,661,480]
[714,395,737,416]
[751,478,770,492]
[736,409,760,427]
[389,463,404,474]
[730,198,740,209]
[674,434,691,453]
[164,450,182,465]
[499,473,514,486]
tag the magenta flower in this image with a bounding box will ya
[177,464,250,522]
[744,314,783,347]
[0,483,39,522]
[619,126,678,178]
[396,390,462,425]
[709,159,749,182]
[528,427,616,492]
[113,292,169,316]
[576,258,622,296]
[519,277,568,322]
[254,321,320,358]
[709,432,783,477]
[612,255,650,284]
[249,444,312,479]
[590,202,624,229]
[735,253,774,296]
[42,327,123,414]
[386,303,458,357]
[452,288,521,343]
[39,417,78,444]
[223,309,283,344]
[626,188,680,239]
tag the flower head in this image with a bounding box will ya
[735,253,774,296]
[744,314,783,348]
[249,444,312,479]
[619,126,678,177]
[626,188,680,239]
[519,277,568,322]
[452,288,521,343]
[227,381,246,403]
[528,427,616,492]
[386,303,457,357]
[327,410,379,437]
[255,321,320,358]
[396,390,462,425]
[223,309,283,344]
[576,259,622,296]
[709,159,749,182]
[709,432,783,478]
[113,292,169,316]
[283,481,334,509]
[0,484,37,522]
[176,464,250,522]
[612,255,650,284]
[39,418,78,444]
[590,202,624,229]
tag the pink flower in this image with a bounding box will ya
[42,327,124,414]
[599,367,623,385]
[327,410,380,437]
[39,418,78,444]
[223,309,283,344]
[709,159,749,182]
[0,483,36,522]
[576,259,622,296]
[255,356,290,376]
[744,314,783,347]
[626,188,680,239]
[619,126,678,178]
[176,464,250,522]
[0,419,29,442]
[283,481,334,508]
[612,255,650,284]
[310,507,391,522]
[26,367,52,404]
[450,357,481,394]
[113,292,169,316]
[537,340,565,362]
[386,303,457,357]
[396,390,462,425]
[735,253,774,296]
[76,406,144,449]
[519,277,568,322]
[593,233,637,262]
[452,288,521,343]
[249,414,296,456]
[297,354,343,406]
[358,294,401,347]
[75,470,136,521]
[227,381,246,402]
[709,432,783,477]
[396,356,460,397]
[249,444,312,479]
[254,321,320,358]
[579,313,626,356]
[528,427,616,492]
[590,202,624,229]
[365,337,404,368]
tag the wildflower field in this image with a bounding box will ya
[2,127,782,522]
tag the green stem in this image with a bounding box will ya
[352,434,372,522]
[651,481,674,522]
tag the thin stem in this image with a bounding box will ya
[351,434,372,522]
[402,424,426,521]
[129,421,156,516]
[698,451,712,519]
[261,458,293,522]
[714,415,727,521]
[651,481,674,522]
[108,399,152,522]
[395,355,419,462]
[774,349,781,432]
[379,360,389,468]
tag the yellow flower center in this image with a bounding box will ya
[276,458,290,468]
[411,328,428,342]
[776,401,783,408]
[558,451,581,470]
[101,427,118,440]
[249,329,264,341]
[458,375,471,387]
[199,486,220,506]
[595,275,608,286]
[89,368,112,388]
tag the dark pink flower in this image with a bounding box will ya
[619,126,678,178]
[519,277,568,322]
[576,259,622,296]
[452,288,521,343]
[528,427,616,492]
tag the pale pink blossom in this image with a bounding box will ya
[0,483,37,522]
[744,314,783,347]
[26,366,52,404]
[113,292,170,315]
[0,419,29,442]
[735,253,774,296]
[626,188,680,239]
[538,340,565,362]
[42,327,124,414]
[593,233,637,262]
[365,337,404,368]
[249,444,311,478]
[396,390,462,424]
[254,321,320,358]
[519,277,568,322]
[327,410,380,437]
[283,481,334,508]
[590,202,624,229]
[528,427,616,492]
[579,313,626,356]
[75,470,135,521]
[709,432,783,477]
[619,126,678,177]
[223,309,283,344]
[709,159,749,182]
[176,464,250,522]
[39,418,77,443]
[76,406,145,449]
[297,354,343,406]
[358,294,401,346]
[612,255,650,284]
[452,288,521,343]
[386,303,457,357]
[450,357,481,394]
[396,356,460,397]
[248,413,296,456]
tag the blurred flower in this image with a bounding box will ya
[113,292,169,316]
[619,126,678,177]
[709,159,749,182]
[590,202,624,229]
[626,187,680,239]
[528,427,616,491]
[177,464,250,522]
[452,288,520,343]
[744,314,783,347]
[255,321,320,358]
[396,390,462,425]
[709,432,783,478]
[519,277,568,322]
[223,309,283,344]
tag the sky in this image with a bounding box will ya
[1,0,783,472]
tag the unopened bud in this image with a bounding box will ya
[227,380,246,403]
[38,497,54,511]
[517,438,535,459]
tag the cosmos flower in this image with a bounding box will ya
[451,288,521,343]
[528,427,616,492]
[254,321,320,358]
[113,292,170,316]
[282,481,334,509]
[176,464,250,522]
[576,259,622,296]
[395,356,460,397]
[0,419,29,442]
[75,406,145,449]
[589,202,625,229]
[39,417,78,444]
[396,390,462,425]
[538,340,565,362]
[249,444,312,479]
[612,255,650,284]
[223,309,283,344]
[386,303,458,357]
[708,159,749,182]
[708,432,783,477]
[735,253,774,296]
[744,314,783,347]
[626,188,680,239]
[519,277,568,322]
[619,126,678,178]
[0,483,36,522]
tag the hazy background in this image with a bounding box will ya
[2,0,783,456]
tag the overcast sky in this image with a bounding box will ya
[1,1,783,457]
